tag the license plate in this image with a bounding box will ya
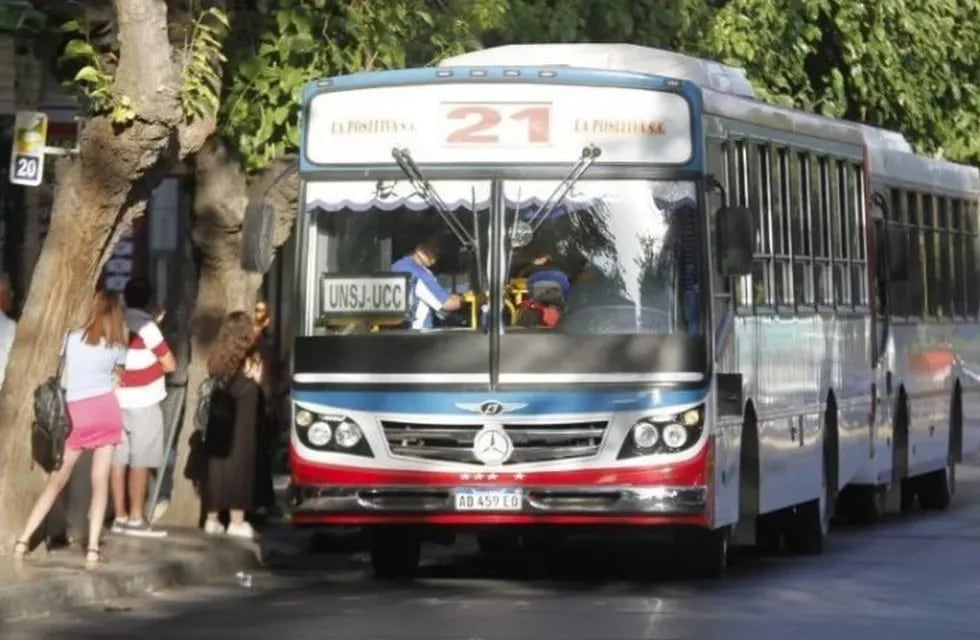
[454,488,522,511]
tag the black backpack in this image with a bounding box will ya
[31,333,72,472]
[196,375,237,458]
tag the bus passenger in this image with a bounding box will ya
[514,245,571,328]
[518,245,572,305]
[391,236,463,329]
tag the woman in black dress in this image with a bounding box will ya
[202,312,265,540]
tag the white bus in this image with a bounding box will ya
[243,44,980,578]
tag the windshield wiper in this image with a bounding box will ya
[524,144,602,235]
[391,147,474,248]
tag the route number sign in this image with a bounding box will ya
[442,103,551,146]
[9,111,47,187]
[305,83,693,166]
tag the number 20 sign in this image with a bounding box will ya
[9,110,48,187]
[441,102,551,147]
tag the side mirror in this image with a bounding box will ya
[241,198,275,274]
[715,205,754,277]
[884,225,910,283]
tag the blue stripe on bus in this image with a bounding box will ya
[292,387,708,416]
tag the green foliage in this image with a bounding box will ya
[59,18,134,124]
[220,0,507,172]
[181,6,231,120]
[489,0,980,165]
[696,0,980,163]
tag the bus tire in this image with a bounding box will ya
[369,527,421,580]
[917,457,954,511]
[844,485,886,524]
[787,457,831,555]
[685,527,729,579]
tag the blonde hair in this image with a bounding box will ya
[83,290,127,347]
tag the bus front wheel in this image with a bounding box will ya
[369,527,421,580]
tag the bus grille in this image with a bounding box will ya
[381,420,608,465]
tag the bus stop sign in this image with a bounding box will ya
[9,111,47,187]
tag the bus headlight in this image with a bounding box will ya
[631,421,660,448]
[618,404,705,459]
[295,410,314,428]
[293,408,373,457]
[661,423,688,449]
[307,421,333,447]
[334,420,363,448]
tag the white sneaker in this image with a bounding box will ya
[110,518,129,534]
[203,519,225,535]
[225,521,256,540]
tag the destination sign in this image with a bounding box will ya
[304,83,693,167]
[319,274,411,318]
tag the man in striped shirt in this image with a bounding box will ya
[111,278,176,537]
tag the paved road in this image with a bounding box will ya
[7,461,980,640]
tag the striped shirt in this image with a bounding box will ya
[116,308,172,408]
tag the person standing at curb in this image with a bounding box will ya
[0,274,16,389]
[202,311,266,540]
[111,278,175,538]
[13,290,128,569]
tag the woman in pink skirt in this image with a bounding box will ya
[13,290,128,569]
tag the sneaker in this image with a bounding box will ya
[110,518,129,534]
[123,519,168,538]
[225,521,256,540]
[203,519,225,535]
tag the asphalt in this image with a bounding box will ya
[6,458,980,639]
[0,527,261,625]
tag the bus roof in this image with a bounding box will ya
[440,43,757,99]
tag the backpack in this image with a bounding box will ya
[196,375,237,458]
[31,334,71,472]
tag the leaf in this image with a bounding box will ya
[205,7,230,28]
[63,39,97,61]
[74,66,103,83]
[60,19,82,33]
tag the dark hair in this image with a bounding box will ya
[207,311,257,376]
[416,234,441,256]
[123,277,153,310]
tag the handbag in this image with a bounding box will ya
[31,333,72,472]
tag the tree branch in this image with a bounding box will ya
[113,0,180,123]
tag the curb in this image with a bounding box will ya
[0,534,260,623]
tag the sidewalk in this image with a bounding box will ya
[0,528,261,623]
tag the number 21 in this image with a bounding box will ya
[446,105,550,144]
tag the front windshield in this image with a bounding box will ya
[505,180,702,335]
[305,179,702,337]
[308,179,490,335]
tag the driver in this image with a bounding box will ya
[391,235,463,329]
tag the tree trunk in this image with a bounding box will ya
[160,137,260,525]
[0,0,219,544]
[160,139,298,526]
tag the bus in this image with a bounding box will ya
[242,44,980,578]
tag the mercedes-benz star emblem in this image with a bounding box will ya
[455,400,528,416]
[472,424,513,465]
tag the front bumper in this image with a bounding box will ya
[291,484,707,515]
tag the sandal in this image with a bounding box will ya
[84,547,103,569]
[12,539,28,559]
